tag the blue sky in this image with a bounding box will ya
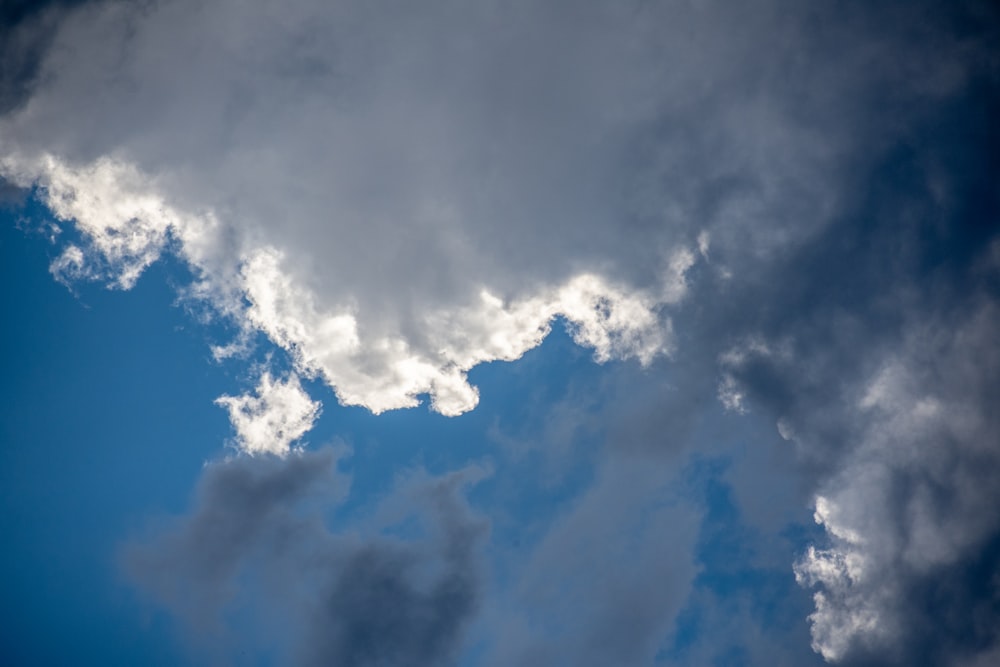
[2,1,999,666]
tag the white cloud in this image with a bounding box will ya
[2,0,899,422]
[697,231,710,260]
[2,149,682,417]
[776,418,795,441]
[215,371,321,456]
[1,154,176,288]
[0,0,742,419]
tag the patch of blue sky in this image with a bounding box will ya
[1,200,231,664]
[659,444,824,665]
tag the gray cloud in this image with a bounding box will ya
[123,449,489,666]
[789,300,1000,665]
[0,1,86,114]
[299,466,489,667]
[708,37,1000,662]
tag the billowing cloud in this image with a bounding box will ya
[0,0,720,419]
[215,371,321,456]
[3,0,976,421]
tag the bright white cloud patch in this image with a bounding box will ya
[794,500,882,662]
[1,149,684,418]
[237,243,679,416]
[0,0,725,420]
[215,372,321,456]
[1,151,682,417]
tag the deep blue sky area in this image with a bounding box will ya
[0,203,228,665]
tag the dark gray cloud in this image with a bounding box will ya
[299,467,488,667]
[703,21,1000,661]
[124,449,489,667]
[0,0,85,114]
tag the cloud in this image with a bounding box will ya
[3,1,988,423]
[124,448,489,666]
[0,0,714,418]
[792,301,1000,664]
[710,46,1000,661]
[0,147,682,416]
[3,0,973,421]
[214,370,321,456]
[0,0,87,115]
[122,447,347,636]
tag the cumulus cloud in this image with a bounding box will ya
[215,371,321,456]
[3,0,972,422]
[124,448,489,666]
[0,0,720,419]
[0,148,682,416]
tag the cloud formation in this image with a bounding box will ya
[711,44,1000,660]
[124,448,489,666]
[214,371,321,456]
[0,0,713,418]
[6,0,975,421]
[3,0,999,664]
[793,300,1000,664]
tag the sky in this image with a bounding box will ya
[1,1,999,665]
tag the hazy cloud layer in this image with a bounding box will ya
[484,456,699,667]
